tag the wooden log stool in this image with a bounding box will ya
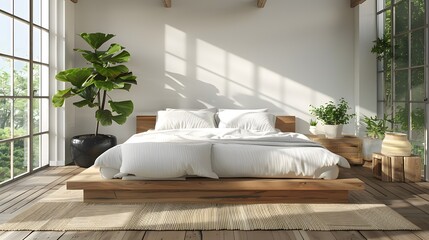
[372,153,422,182]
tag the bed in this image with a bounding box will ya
[67,110,364,203]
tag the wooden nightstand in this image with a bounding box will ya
[307,135,363,165]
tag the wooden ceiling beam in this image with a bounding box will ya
[350,0,366,8]
[164,0,171,8]
[257,0,267,8]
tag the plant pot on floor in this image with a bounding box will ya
[71,134,117,168]
[324,125,343,139]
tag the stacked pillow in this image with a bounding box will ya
[155,108,277,132]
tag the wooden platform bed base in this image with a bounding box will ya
[67,167,364,204]
[66,115,364,204]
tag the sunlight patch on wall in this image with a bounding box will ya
[165,25,187,75]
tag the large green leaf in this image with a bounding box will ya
[105,43,123,55]
[52,88,73,107]
[73,99,93,108]
[77,85,98,101]
[108,50,131,63]
[109,100,133,116]
[94,64,129,79]
[112,114,127,124]
[96,109,113,126]
[94,80,124,91]
[118,73,137,84]
[80,33,115,50]
[55,68,92,87]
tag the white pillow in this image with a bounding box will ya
[218,110,276,132]
[120,142,218,179]
[155,110,216,130]
[166,108,217,113]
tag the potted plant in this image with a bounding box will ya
[309,119,317,135]
[53,32,137,167]
[361,115,389,161]
[309,98,355,139]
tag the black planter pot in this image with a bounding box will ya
[70,134,117,168]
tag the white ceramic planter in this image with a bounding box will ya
[309,126,317,135]
[381,132,412,156]
[362,138,382,160]
[324,125,343,139]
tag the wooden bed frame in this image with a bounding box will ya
[67,115,364,203]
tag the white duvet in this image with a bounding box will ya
[94,128,350,180]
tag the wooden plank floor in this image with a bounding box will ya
[0,164,428,240]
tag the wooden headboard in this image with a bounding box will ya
[136,115,295,133]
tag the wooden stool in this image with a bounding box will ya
[372,153,422,182]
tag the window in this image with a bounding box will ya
[0,0,50,184]
[376,0,428,178]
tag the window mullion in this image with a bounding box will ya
[29,0,34,173]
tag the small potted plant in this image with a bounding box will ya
[53,32,137,167]
[362,115,389,160]
[309,98,355,139]
[309,119,317,135]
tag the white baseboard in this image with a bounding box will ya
[50,160,66,166]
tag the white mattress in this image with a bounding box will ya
[94,128,350,180]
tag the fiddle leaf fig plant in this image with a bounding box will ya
[309,98,355,125]
[53,32,137,135]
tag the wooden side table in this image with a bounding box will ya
[307,135,363,165]
[372,153,421,182]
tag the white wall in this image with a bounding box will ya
[67,0,361,146]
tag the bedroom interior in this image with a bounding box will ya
[0,0,428,240]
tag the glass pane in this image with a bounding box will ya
[0,99,12,140]
[41,65,49,96]
[14,19,30,60]
[0,142,11,183]
[410,103,425,140]
[0,0,12,13]
[33,27,41,62]
[32,98,49,134]
[377,0,391,11]
[14,60,29,96]
[411,68,425,101]
[13,138,28,177]
[394,70,408,101]
[0,57,12,96]
[411,0,425,29]
[33,99,40,133]
[395,0,409,34]
[393,102,409,133]
[384,70,392,101]
[33,64,41,96]
[0,13,12,55]
[41,134,49,166]
[41,0,49,29]
[33,0,41,26]
[395,34,409,68]
[378,72,384,101]
[13,99,29,137]
[14,0,29,21]
[33,135,40,169]
[41,30,49,64]
[411,29,424,66]
[410,106,424,167]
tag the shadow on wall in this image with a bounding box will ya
[148,24,323,132]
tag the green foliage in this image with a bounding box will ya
[52,32,137,135]
[371,34,392,61]
[309,119,317,126]
[362,115,390,139]
[309,98,355,125]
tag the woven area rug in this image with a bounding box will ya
[0,187,420,231]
